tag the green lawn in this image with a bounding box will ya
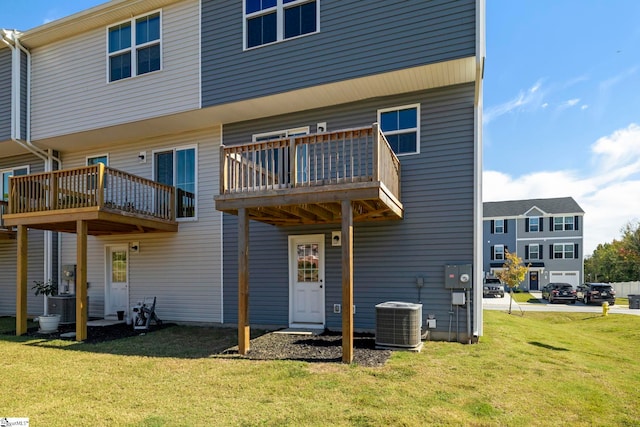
[511,292,541,303]
[1,312,639,426]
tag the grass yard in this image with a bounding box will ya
[511,292,541,303]
[1,312,639,426]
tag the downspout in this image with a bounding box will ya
[472,0,486,341]
[2,30,63,313]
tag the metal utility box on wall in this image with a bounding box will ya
[445,264,472,289]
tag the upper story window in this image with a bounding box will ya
[245,0,319,49]
[154,146,197,219]
[527,217,540,232]
[553,216,574,231]
[526,244,540,260]
[2,166,29,201]
[378,104,420,155]
[490,219,507,234]
[108,12,161,82]
[553,243,576,259]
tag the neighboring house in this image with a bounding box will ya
[483,197,585,290]
[1,0,485,359]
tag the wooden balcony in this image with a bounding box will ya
[215,124,403,225]
[3,165,181,235]
[0,201,16,240]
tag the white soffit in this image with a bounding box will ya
[34,56,477,153]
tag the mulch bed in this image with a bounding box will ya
[237,331,392,367]
[6,322,392,367]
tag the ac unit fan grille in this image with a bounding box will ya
[375,302,422,348]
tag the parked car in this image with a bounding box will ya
[541,283,561,300]
[483,278,505,298]
[577,283,616,305]
[546,283,577,304]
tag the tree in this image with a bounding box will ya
[585,221,640,282]
[495,250,529,314]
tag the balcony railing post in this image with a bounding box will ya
[372,122,380,182]
[290,137,297,187]
[97,164,105,207]
[220,146,228,195]
[50,171,58,210]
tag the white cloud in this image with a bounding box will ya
[557,98,581,110]
[581,105,589,110]
[484,123,640,255]
[483,80,545,124]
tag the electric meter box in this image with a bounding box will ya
[444,264,472,289]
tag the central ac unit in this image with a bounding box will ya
[375,301,422,348]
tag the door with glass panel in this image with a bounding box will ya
[289,235,325,326]
[106,245,129,317]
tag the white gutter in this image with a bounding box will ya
[2,29,63,313]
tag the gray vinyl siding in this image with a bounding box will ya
[0,154,46,316]
[59,127,223,322]
[202,0,476,107]
[0,47,11,141]
[222,84,476,333]
[30,0,200,141]
[483,219,515,274]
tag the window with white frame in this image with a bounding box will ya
[553,243,575,259]
[494,219,505,234]
[253,127,310,184]
[528,244,540,260]
[493,245,505,261]
[378,104,420,155]
[528,217,539,232]
[108,12,161,82]
[87,155,108,166]
[244,0,319,49]
[1,166,29,201]
[154,146,196,219]
[554,216,574,231]
[86,155,108,191]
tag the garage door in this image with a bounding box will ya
[549,271,579,287]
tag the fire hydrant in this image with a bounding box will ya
[602,301,609,316]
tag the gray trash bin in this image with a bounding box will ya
[629,295,640,309]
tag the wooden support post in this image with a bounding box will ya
[341,200,354,363]
[372,122,380,182]
[76,220,88,341]
[16,225,28,336]
[238,208,250,355]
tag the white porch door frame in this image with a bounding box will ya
[105,244,129,317]
[288,234,325,328]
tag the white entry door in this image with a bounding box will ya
[289,235,325,326]
[106,245,129,316]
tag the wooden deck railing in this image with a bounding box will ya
[0,200,7,229]
[8,165,177,221]
[220,124,401,200]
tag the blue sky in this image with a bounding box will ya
[3,1,640,255]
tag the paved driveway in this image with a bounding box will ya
[483,291,640,316]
